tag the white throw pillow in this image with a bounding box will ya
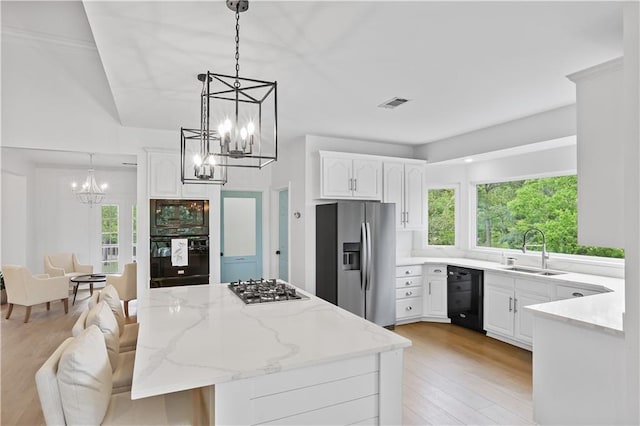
[99,285,125,336]
[57,325,112,426]
[86,301,121,371]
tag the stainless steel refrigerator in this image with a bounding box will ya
[316,202,396,328]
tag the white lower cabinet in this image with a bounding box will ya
[423,264,448,320]
[484,272,551,348]
[395,265,423,323]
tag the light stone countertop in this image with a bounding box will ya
[131,283,411,400]
[397,256,625,334]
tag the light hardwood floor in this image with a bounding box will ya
[1,294,532,425]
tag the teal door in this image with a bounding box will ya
[278,189,289,281]
[220,191,263,282]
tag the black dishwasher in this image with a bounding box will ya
[447,266,484,333]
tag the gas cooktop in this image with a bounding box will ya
[228,279,308,304]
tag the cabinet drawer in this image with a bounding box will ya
[556,285,601,300]
[484,273,514,289]
[396,287,423,300]
[396,277,422,289]
[426,265,447,276]
[396,298,423,319]
[396,265,422,277]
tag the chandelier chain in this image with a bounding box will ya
[234,5,241,88]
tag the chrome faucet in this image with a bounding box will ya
[522,227,549,270]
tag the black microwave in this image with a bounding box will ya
[150,199,209,236]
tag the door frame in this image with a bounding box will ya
[270,184,291,282]
[220,190,264,282]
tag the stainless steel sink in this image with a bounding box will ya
[502,266,566,276]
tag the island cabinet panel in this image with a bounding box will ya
[213,352,400,425]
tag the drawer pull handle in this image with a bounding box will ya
[434,269,442,273]
[406,291,413,296]
[405,281,411,286]
[509,297,513,312]
[514,298,518,313]
[572,292,584,297]
[406,306,412,311]
[405,270,411,275]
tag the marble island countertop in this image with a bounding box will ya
[132,283,411,400]
[397,256,625,334]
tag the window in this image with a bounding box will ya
[101,205,119,272]
[427,188,456,246]
[475,175,624,258]
[132,204,137,262]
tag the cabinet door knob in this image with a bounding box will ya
[405,281,412,286]
[406,291,413,296]
[406,306,412,311]
[572,292,584,297]
[405,270,411,274]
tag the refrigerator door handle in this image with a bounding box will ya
[360,223,367,290]
[365,222,373,291]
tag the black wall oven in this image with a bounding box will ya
[150,199,210,288]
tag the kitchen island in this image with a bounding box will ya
[132,282,411,425]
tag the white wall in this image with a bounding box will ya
[623,2,640,422]
[415,105,576,163]
[31,166,137,274]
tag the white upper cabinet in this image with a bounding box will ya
[320,152,382,200]
[383,161,426,230]
[148,151,210,199]
[567,58,624,249]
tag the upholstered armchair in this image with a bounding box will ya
[2,265,69,323]
[106,262,137,317]
[44,253,93,279]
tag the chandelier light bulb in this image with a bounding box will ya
[71,182,77,189]
[247,121,255,135]
[240,127,248,140]
[224,118,232,132]
[101,183,108,190]
[217,123,226,135]
[193,153,203,166]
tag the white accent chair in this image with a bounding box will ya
[106,262,137,317]
[2,265,69,323]
[35,325,193,425]
[44,253,93,279]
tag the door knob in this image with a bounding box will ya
[276,250,281,255]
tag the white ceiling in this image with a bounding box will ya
[4,1,624,147]
[1,147,137,170]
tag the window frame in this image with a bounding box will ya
[425,183,460,248]
[100,204,120,273]
[469,172,624,265]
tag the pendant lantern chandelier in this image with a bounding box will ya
[181,0,278,185]
[71,153,108,207]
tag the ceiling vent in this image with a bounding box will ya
[378,97,410,109]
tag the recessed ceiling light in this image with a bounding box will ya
[464,158,474,163]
